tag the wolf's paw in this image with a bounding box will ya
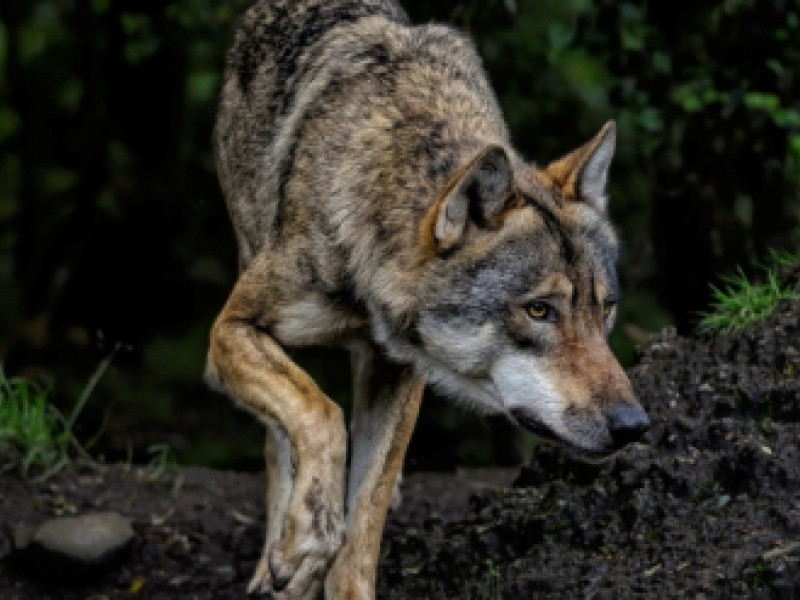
[247,552,274,595]
[246,550,330,599]
[268,525,344,598]
[246,554,325,599]
[325,545,375,600]
[248,507,344,598]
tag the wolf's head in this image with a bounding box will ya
[416,122,648,455]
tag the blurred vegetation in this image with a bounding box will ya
[581,0,800,331]
[0,0,798,470]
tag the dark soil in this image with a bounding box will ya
[2,301,799,599]
[380,301,800,599]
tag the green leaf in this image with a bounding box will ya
[637,107,663,132]
[743,92,780,112]
[672,85,703,113]
[187,71,220,104]
[773,109,800,128]
[790,135,800,158]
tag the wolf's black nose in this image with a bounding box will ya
[607,404,650,448]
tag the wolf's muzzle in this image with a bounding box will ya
[606,404,650,448]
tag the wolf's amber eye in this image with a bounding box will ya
[526,301,554,322]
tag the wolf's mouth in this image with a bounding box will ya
[510,408,560,442]
[509,407,618,459]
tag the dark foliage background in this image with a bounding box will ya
[1,0,798,469]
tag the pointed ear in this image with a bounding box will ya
[543,120,616,212]
[428,145,513,254]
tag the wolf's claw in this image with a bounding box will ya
[247,506,344,598]
[247,552,272,594]
[265,528,343,597]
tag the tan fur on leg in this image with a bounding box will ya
[207,265,347,598]
[326,345,424,600]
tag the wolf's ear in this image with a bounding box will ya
[543,121,616,212]
[428,145,513,254]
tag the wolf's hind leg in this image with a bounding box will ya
[325,343,424,600]
[207,257,347,599]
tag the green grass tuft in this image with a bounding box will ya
[698,250,800,335]
[0,343,121,480]
[0,367,71,479]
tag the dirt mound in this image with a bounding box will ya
[377,300,800,599]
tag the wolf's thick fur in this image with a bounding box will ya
[206,1,649,598]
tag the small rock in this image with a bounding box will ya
[13,511,134,579]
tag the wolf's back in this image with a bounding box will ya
[214,0,509,272]
[213,0,409,263]
[229,0,409,98]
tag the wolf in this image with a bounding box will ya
[205,0,650,598]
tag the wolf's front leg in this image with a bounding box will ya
[325,343,425,600]
[207,280,347,599]
[247,422,295,595]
